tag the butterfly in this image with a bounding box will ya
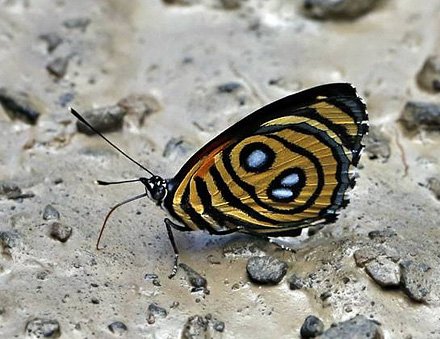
[70,82,368,278]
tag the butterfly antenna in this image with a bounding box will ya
[96,192,148,250]
[69,107,155,177]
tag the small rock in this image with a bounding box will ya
[400,260,431,302]
[417,55,440,92]
[0,182,22,199]
[303,0,380,20]
[289,274,304,290]
[300,315,324,338]
[63,18,90,30]
[163,137,193,160]
[144,273,161,286]
[400,101,440,132]
[117,94,161,126]
[320,315,383,339]
[426,177,440,200]
[39,33,63,53]
[365,257,400,287]
[25,318,61,338]
[50,222,72,242]
[217,82,242,93]
[0,231,19,258]
[108,321,127,335]
[76,105,126,135]
[181,315,209,339]
[47,56,70,78]
[0,88,41,124]
[179,263,207,288]
[246,256,287,284]
[368,230,397,242]
[213,321,225,332]
[364,127,391,162]
[147,303,168,324]
[320,291,332,300]
[43,205,60,221]
[220,0,241,9]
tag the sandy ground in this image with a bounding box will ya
[1,0,440,338]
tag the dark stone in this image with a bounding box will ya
[246,256,288,284]
[303,0,380,20]
[117,94,161,126]
[47,56,70,78]
[147,303,168,324]
[43,205,60,221]
[399,260,431,302]
[179,263,207,288]
[0,231,20,258]
[220,0,241,9]
[25,318,61,338]
[144,273,160,286]
[320,315,383,339]
[217,82,242,93]
[181,315,209,339]
[0,88,40,124]
[400,101,440,132]
[368,230,397,242]
[365,257,400,287]
[76,105,126,135]
[0,182,22,199]
[426,177,440,200]
[320,291,332,300]
[50,222,72,242]
[213,321,225,332]
[364,127,391,162]
[91,297,100,304]
[39,33,63,53]
[300,315,324,338]
[108,321,127,335]
[417,55,440,93]
[289,274,304,290]
[63,18,91,30]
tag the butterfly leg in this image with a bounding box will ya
[164,218,188,279]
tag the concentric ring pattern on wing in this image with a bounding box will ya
[165,84,368,235]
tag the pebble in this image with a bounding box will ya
[300,315,324,338]
[368,230,397,242]
[0,88,40,125]
[320,315,383,339]
[400,101,440,132]
[217,82,242,93]
[63,18,91,30]
[220,0,241,9]
[179,263,207,288]
[417,55,440,92]
[399,260,431,302]
[117,94,161,126]
[43,205,60,221]
[39,33,63,53]
[364,127,391,162]
[47,56,70,78]
[181,315,209,339]
[246,256,287,284]
[426,177,440,200]
[0,182,22,199]
[213,321,225,332]
[25,318,61,338]
[289,274,304,290]
[0,231,20,258]
[147,303,168,324]
[144,273,161,286]
[303,0,380,20]
[76,105,126,135]
[50,222,72,242]
[365,257,400,287]
[108,321,127,335]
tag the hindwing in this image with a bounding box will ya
[164,83,368,235]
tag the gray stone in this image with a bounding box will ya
[63,18,90,30]
[76,105,126,135]
[217,82,242,93]
[0,88,40,124]
[417,55,440,92]
[47,56,70,78]
[303,0,380,20]
[50,222,72,243]
[320,315,383,339]
[300,315,324,338]
[0,182,22,199]
[365,257,400,287]
[364,127,391,162]
[213,321,225,332]
[108,321,127,335]
[25,318,61,338]
[400,101,440,132]
[43,205,60,221]
[289,274,304,290]
[147,303,168,324]
[246,256,287,284]
[400,260,431,302]
[426,177,440,200]
[0,231,20,259]
[179,263,207,288]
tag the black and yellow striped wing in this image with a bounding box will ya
[163,83,368,236]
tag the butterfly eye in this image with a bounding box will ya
[239,142,275,173]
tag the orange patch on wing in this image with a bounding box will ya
[195,139,236,178]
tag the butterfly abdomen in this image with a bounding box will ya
[165,83,368,236]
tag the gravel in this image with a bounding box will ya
[76,105,126,135]
[400,101,440,132]
[0,88,41,125]
[300,315,324,338]
[365,257,400,287]
[320,315,383,339]
[417,55,440,92]
[246,256,288,284]
[25,318,61,338]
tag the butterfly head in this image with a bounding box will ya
[140,175,167,204]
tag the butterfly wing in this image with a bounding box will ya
[163,83,368,235]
